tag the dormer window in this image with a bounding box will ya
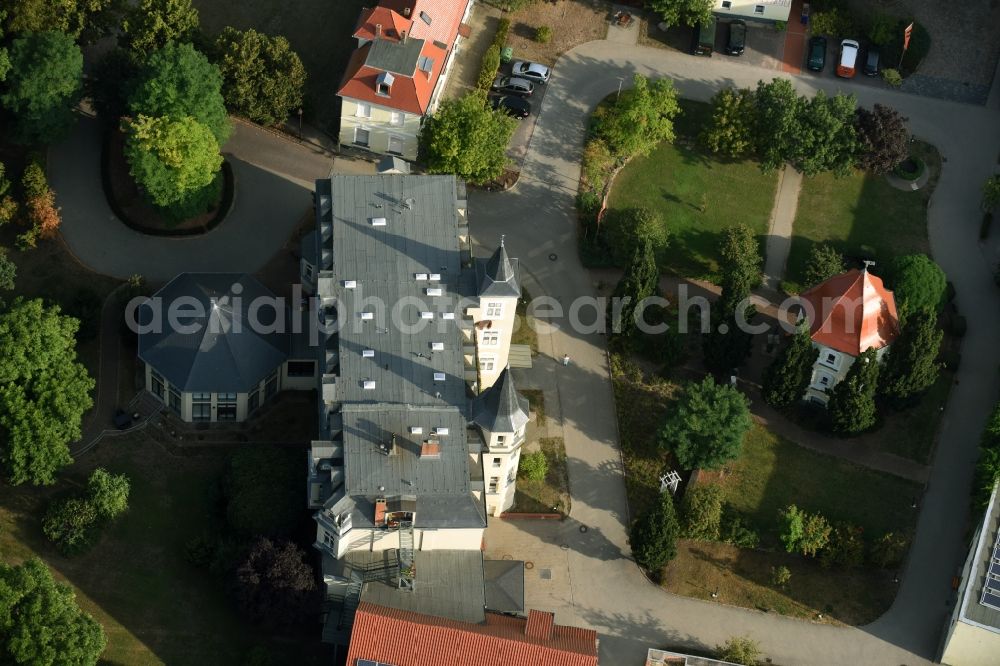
[419,11,432,26]
[376,71,394,96]
[417,56,434,74]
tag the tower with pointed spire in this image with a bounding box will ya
[472,236,520,390]
[470,366,530,515]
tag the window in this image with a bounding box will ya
[287,360,315,377]
[486,302,503,318]
[265,371,279,399]
[168,388,181,415]
[355,103,371,118]
[192,392,211,421]
[492,457,502,468]
[821,351,840,369]
[323,531,335,546]
[354,127,370,147]
[303,264,314,280]
[390,111,404,126]
[376,71,394,96]
[754,4,765,13]
[488,477,499,493]
[419,10,432,25]
[480,356,495,372]
[387,135,405,156]
[721,0,731,7]
[497,435,506,446]
[217,393,237,421]
[248,389,260,414]
[150,370,164,400]
[482,330,499,346]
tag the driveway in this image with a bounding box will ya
[50,117,356,282]
[472,39,1000,665]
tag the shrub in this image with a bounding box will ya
[770,565,791,587]
[0,252,15,291]
[778,504,805,553]
[716,635,762,666]
[519,450,548,481]
[42,497,98,555]
[881,68,903,87]
[773,21,786,32]
[25,191,61,239]
[866,11,895,46]
[869,531,908,569]
[819,522,865,569]
[477,44,502,91]
[534,25,552,43]
[884,20,930,76]
[680,483,723,540]
[630,492,680,571]
[720,511,759,549]
[86,468,130,520]
[21,161,49,200]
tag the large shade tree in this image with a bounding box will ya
[121,0,199,56]
[753,79,803,173]
[419,93,517,185]
[888,254,947,322]
[647,0,713,27]
[879,309,942,405]
[128,42,231,145]
[0,558,106,665]
[234,538,319,628]
[660,376,752,470]
[594,74,680,159]
[854,104,909,174]
[0,298,94,485]
[790,91,858,176]
[801,243,845,289]
[215,27,306,127]
[1,31,83,144]
[704,224,760,374]
[700,87,755,158]
[1,0,118,40]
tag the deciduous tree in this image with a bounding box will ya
[778,504,805,553]
[879,309,942,404]
[128,41,231,145]
[87,467,130,520]
[595,74,679,159]
[801,243,845,288]
[888,253,947,321]
[123,114,223,210]
[419,93,517,185]
[660,376,751,470]
[716,635,762,666]
[234,538,319,628]
[0,251,15,290]
[629,492,680,571]
[700,87,755,158]
[704,224,760,374]
[42,496,98,555]
[603,206,668,267]
[0,298,94,485]
[826,347,880,435]
[214,27,306,127]
[648,0,713,27]
[791,91,858,176]
[854,104,909,174]
[0,558,106,664]
[0,0,117,40]
[762,323,819,408]
[121,0,199,56]
[800,511,832,556]
[1,31,83,144]
[609,235,660,340]
[753,79,802,173]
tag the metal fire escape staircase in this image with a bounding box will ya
[397,520,415,590]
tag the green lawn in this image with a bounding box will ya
[718,425,921,543]
[783,141,940,292]
[606,100,779,282]
[0,434,328,665]
[194,0,368,134]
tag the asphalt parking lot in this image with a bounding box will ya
[494,64,550,172]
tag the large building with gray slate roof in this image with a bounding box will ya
[300,174,529,642]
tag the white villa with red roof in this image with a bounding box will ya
[338,0,474,160]
[799,267,900,404]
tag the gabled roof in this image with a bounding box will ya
[338,38,445,115]
[353,5,413,42]
[407,0,471,48]
[138,274,289,393]
[346,602,599,666]
[477,240,520,298]
[800,268,899,356]
[471,367,529,434]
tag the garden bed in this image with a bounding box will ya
[488,0,609,66]
[511,437,571,515]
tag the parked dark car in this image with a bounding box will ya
[490,95,531,119]
[725,20,746,56]
[690,17,716,56]
[491,75,534,97]
[807,36,827,72]
[864,46,880,77]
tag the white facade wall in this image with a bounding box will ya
[714,0,792,22]
[339,98,422,161]
[468,295,518,390]
[941,621,1000,666]
[804,343,889,404]
[482,423,524,516]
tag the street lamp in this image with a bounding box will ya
[616,77,624,101]
[297,107,303,141]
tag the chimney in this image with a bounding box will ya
[401,30,407,43]
[376,23,382,38]
[403,6,411,17]
[524,609,554,641]
[420,441,441,459]
[374,497,387,526]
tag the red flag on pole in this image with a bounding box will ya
[903,22,914,51]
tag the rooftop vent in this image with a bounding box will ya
[362,349,375,358]
[370,217,387,226]
[420,441,441,459]
[426,287,443,296]
[430,342,444,351]
[433,372,446,382]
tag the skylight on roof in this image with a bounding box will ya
[441,312,455,320]
[419,10,431,25]
[434,427,449,435]
[415,273,428,281]
[409,426,423,434]
[370,217,387,226]
[343,280,357,288]
[433,372,446,382]
[426,287,442,296]
[429,273,441,281]
[431,342,444,351]
[421,311,434,319]
[362,349,375,358]
[360,312,374,320]
[363,380,376,390]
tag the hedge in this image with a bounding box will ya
[477,18,511,93]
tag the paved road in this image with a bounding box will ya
[50,117,342,281]
[472,40,1000,665]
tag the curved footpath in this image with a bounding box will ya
[470,41,1000,665]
